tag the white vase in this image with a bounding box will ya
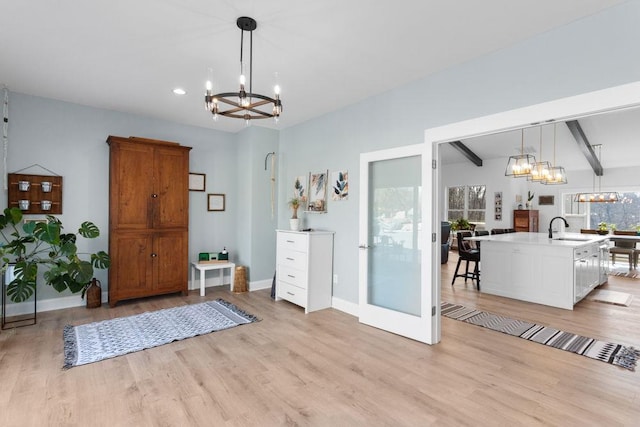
[289,218,300,231]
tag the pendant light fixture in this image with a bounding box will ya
[574,144,619,202]
[204,17,282,123]
[505,128,536,177]
[543,122,567,185]
[528,125,551,182]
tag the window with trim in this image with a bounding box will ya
[564,191,640,230]
[447,185,486,223]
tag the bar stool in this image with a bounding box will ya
[451,231,480,290]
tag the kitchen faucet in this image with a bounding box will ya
[548,216,569,239]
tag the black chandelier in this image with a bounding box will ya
[205,17,282,122]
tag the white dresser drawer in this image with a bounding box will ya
[277,232,309,253]
[278,264,307,289]
[277,281,307,307]
[277,248,308,271]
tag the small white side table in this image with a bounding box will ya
[191,261,236,296]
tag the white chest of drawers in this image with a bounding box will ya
[275,230,334,313]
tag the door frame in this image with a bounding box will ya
[427,80,640,343]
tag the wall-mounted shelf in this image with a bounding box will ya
[7,173,63,215]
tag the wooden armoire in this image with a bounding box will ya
[106,136,191,307]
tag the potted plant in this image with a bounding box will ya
[597,222,609,235]
[526,191,534,209]
[288,197,301,231]
[0,207,110,303]
[450,218,471,232]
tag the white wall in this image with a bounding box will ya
[278,1,640,304]
[4,92,238,300]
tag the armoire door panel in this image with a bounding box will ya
[109,233,154,299]
[154,231,188,293]
[109,141,154,230]
[154,147,189,229]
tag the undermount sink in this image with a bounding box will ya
[552,237,592,242]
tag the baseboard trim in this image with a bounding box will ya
[331,296,358,317]
[4,288,358,318]
[249,279,272,291]
[3,291,109,317]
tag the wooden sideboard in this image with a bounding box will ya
[513,209,539,232]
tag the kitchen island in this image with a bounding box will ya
[470,232,609,310]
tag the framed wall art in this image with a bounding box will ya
[539,195,555,206]
[494,191,503,221]
[307,170,328,212]
[207,193,225,211]
[331,170,348,201]
[189,173,206,191]
[293,175,307,201]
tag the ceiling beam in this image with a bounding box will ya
[565,120,603,176]
[448,141,483,167]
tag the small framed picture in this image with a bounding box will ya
[189,173,206,191]
[539,195,555,206]
[207,193,225,211]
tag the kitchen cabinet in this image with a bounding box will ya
[475,233,606,310]
[107,136,191,307]
[574,244,601,303]
[513,210,539,232]
[275,230,334,313]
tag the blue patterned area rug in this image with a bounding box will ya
[442,302,639,371]
[63,299,259,369]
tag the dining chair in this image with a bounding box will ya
[610,230,638,269]
[451,231,480,290]
[490,228,505,235]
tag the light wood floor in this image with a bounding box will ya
[1,255,639,426]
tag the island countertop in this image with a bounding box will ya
[467,231,609,247]
[468,231,608,310]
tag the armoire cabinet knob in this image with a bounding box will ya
[151,194,158,198]
[151,253,157,258]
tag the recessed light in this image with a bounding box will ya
[173,88,187,95]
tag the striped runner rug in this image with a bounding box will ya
[441,302,639,371]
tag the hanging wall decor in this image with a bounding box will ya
[188,173,206,191]
[307,171,328,212]
[207,194,226,211]
[8,172,63,214]
[494,191,502,221]
[293,175,307,201]
[331,170,348,201]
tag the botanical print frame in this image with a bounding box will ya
[189,173,206,191]
[331,170,348,201]
[308,170,328,212]
[207,193,225,211]
[293,175,307,202]
[494,191,502,221]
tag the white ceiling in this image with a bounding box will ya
[2,0,637,173]
[0,0,626,136]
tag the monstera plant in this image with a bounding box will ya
[0,207,110,302]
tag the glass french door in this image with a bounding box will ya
[358,143,436,344]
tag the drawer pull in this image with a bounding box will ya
[286,291,295,296]
[287,274,295,278]
[286,257,295,261]
[286,240,295,243]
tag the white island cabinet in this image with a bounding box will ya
[472,232,607,310]
[275,230,334,313]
